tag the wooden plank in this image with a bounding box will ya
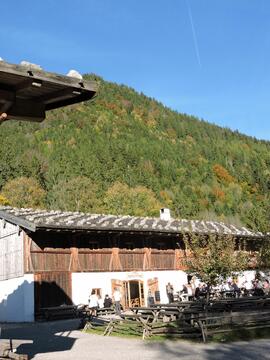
[34,271,72,313]
[0,221,23,280]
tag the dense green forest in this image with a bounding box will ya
[0,74,269,232]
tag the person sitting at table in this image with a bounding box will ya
[225,281,234,297]
[252,279,264,296]
[178,284,189,301]
[194,284,201,299]
[181,284,188,294]
[231,280,240,298]
[195,283,206,299]
[103,294,113,308]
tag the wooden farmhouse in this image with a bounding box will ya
[0,206,264,322]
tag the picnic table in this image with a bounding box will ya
[103,313,154,339]
[129,307,161,323]
[130,303,192,322]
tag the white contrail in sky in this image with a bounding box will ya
[186,0,202,67]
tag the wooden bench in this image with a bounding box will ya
[97,307,115,316]
[36,305,81,321]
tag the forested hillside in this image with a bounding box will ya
[0,74,269,231]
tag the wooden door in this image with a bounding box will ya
[111,279,128,309]
[139,280,145,306]
[34,271,72,312]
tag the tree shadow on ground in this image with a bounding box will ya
[142,338,270,360]
[1,319,80,359]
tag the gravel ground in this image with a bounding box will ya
[1,319,270,360]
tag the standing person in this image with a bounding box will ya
[113,287,122,315]
[166,282,174,303]
[88,289,99,317]
[147,290,155,307]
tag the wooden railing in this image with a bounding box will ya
[28,248,187,272]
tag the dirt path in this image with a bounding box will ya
[1,319,270,360]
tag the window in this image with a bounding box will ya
[92,288,102,297]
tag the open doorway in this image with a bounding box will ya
[128,280,144,307]
[111,279,144,308]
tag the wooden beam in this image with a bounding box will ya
[69,247,79,271]
[35,87,79,104]
[0,89,15,103]
[0,102,13,114]
[143,247,151,270]
[15,78,41,91]
[24,232,34,273]
[8,98,45,122]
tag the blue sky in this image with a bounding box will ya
[1,0,270,140]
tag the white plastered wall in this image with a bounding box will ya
[0,274,34,322]
[72,269,261,306]
[72,270,188,305]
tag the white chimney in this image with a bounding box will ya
[160,208,171,221]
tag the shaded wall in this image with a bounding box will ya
[0,274,34,322]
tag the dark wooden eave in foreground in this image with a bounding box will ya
[0,61,97,122]
[0,206,264,239]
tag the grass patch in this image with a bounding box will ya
[83,321,146,339]
[82,320,201,342]
[211,326,270,343]
[83,320,270,343]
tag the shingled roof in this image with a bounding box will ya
[0,206,264,238]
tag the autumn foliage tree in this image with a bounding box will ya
[257,235,270,269]
[183,233,248,303]
[102,182,162,217]
[0,194,9,206]
[47,176,101,212]
[1,177,46,208]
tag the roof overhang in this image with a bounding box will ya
[0,210,36,232]
[0,207,266,239]
[0,61,97,122]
